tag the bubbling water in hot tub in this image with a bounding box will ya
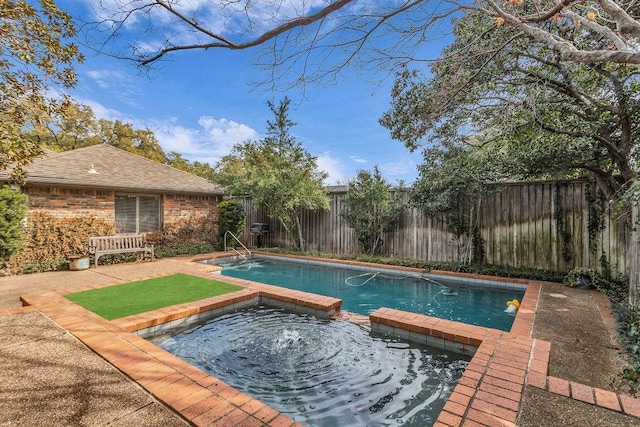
[152,306,470,427]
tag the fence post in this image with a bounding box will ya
[630,205,639,306]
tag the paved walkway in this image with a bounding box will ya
[0,309,188,426]
[0,257,220,426]
[0,256,221,311]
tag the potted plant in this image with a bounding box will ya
[564,267,598,289]
[69,245,90,271]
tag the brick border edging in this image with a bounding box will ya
[18,272,350,427]
[523,288,640,420]
[527,374,640,417]
[371,307,540,427]
[592,290,624,352]
[0,305,37,316]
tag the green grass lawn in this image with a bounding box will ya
[66,273,243,320]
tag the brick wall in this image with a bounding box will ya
[163,194,220,225]
[25,187,221,230]
[25,186,115,221]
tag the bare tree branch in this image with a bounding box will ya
[84,0,640,87]
[140,0,356,65]
[598,0,640,36]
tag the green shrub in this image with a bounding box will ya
[0,186,28,268]
[340,167,404,256]
[612,301,640,396]
[217,200,245,246]
[564,267,598,287]
[146,212,217,248]
[155,243,217,258]
[2,212,115,274]
[17,259,69,274]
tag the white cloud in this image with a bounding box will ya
[75,97,127,122]
[70,97,260,165]
[84,69,142,108]
[198,117,259,154]
[85,70,127,89]
[378,160,417,181]
[148,116,260,165]
[149,120,205,155]
[349,155,367,164]
[316,151,349,185]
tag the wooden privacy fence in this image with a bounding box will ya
[238,179,631,273]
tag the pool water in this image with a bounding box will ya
[214,257,524,331]
[153,306,470,427]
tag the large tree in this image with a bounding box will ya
[25,102,100,150]
[380,11,640,197]
[84,0,640,90]
[215,97,330,251]
[1,0,83,181]
[25,102,167,163]
[166,152,217,182]
[24,101,218,179]
[409,143,505,264]
[96,119,168,163]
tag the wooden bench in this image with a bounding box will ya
[88,235,154,267]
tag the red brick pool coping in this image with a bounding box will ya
[13,259,640,426]
[19,275,338,427]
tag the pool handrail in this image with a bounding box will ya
[224,231,251,260]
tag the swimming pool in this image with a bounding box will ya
[152,306,470,427]
[203,255,524,331]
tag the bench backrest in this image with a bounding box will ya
[89,235,145,251]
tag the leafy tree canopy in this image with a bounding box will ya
[1,0,83,181]
[380,11,640,197]
[215,97,330,251]
[23,100,217,180]
[166,152,217,182]
[341,166,404,256]
[96,119,167,164]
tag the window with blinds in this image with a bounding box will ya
[115,194,161,233]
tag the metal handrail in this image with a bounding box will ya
[224,231,251,260]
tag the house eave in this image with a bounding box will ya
[1,177,225,196]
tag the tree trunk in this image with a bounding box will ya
[295,215,305,252]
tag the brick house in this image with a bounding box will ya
[1,144,224,234]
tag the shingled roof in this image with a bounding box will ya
[1,145,223,195]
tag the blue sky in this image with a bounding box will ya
[64,1,450,185]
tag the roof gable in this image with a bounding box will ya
[2,145,223,195]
